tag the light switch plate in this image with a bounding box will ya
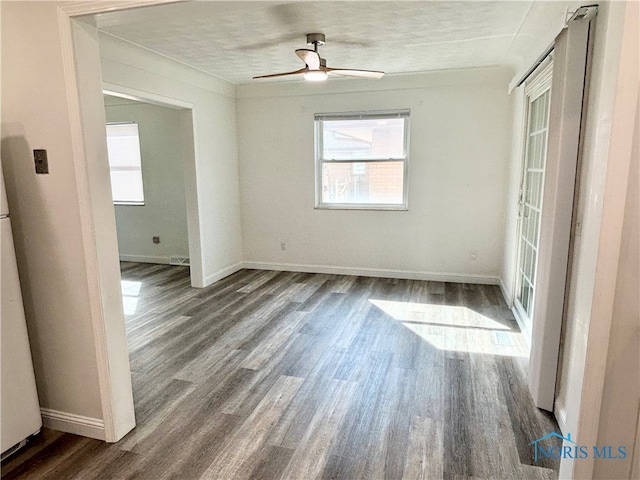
[34,149,49,174]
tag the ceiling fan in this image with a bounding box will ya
[253,33,385,82]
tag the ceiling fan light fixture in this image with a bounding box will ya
[303,70,328,81]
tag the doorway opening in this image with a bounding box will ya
[103,93,193,287]
[102,87,200,292]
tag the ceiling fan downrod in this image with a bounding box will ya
[306,33,326,53]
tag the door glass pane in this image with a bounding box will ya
[515,87,551,328]
[530,210,540,247]
[527,172,542,209]
[530,99,539,131]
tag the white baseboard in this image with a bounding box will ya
[204,262,244,287]
[119,254,170,265]
[499,277,513,308]
[241,261,500,285]
[554,399,568,435]
[41,408,106,441]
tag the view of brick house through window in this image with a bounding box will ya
[315,110,409,209]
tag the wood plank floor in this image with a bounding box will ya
[3,263,561,479]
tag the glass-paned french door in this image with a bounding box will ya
[514,68,552,338]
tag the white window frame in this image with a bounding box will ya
[314,109,410,210]
[106,122,145,206]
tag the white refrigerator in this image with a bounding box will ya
[1,168,42,459]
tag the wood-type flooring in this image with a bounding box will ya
[2,263,561,479]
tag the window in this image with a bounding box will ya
[315,110,410,210]
[106,122,144,205]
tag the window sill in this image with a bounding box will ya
[315,204,408,211]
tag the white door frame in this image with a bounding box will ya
[56,0,187,442]
[513,62,553,344]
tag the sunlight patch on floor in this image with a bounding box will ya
[369,299,528,357]
[121,280,142,315]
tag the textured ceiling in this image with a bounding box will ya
[91,1,571,85]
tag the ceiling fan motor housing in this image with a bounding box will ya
[306,33,326,46]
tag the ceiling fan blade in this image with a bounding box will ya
[253,67,307,79]
[295,49,321,70]
[326,68,385,79]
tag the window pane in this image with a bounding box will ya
[106,123,144,204]
[110,170,144,204]
[321,161,404,205]
[321,118,405,160]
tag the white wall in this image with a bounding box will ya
[105,100,190,264]
[1,1,104,429]
[237,68,513,283]
[99,32,243,287]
